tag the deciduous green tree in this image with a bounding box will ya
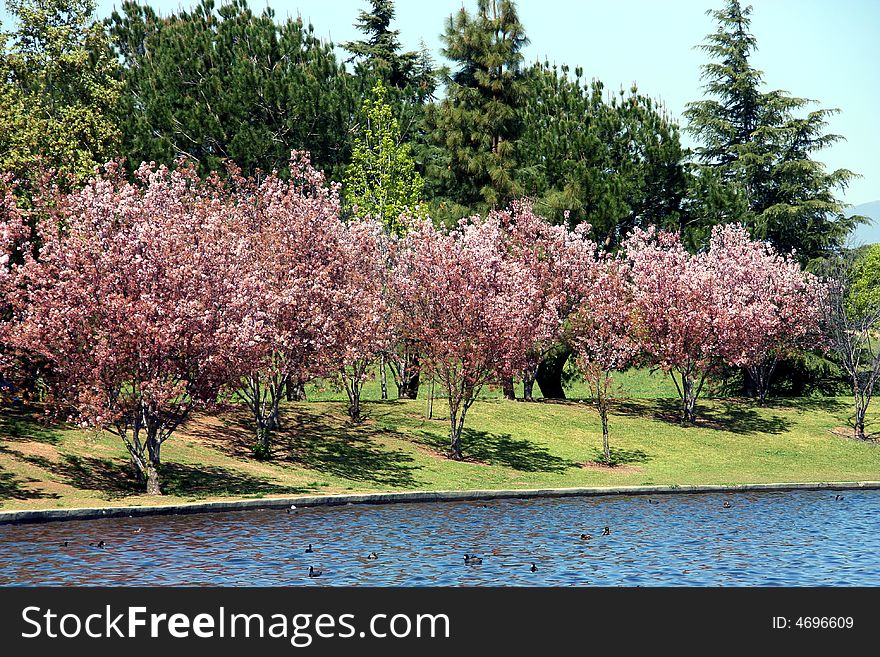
[0,0,120,188]
[344,81,424,235]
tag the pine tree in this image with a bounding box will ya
[519,62,689,249]
[684,0,860,266]
[107,0,356,178]
[343,0,419,92]
[427,0,529,216]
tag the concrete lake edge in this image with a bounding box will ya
[2,480,879,525]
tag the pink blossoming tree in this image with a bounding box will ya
[706,224,827,404]
[8,162,239,494]
[328,219,390,422]
[393,214,556,460]
[499,203,598,401]
[625,226,723,424]
[569,253,640,463]
[220,154,353,456]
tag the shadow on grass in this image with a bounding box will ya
[189,403,424,489]
[3,449,310,499]
[415,427,573,473]
[613,398,793,435]
[0,465,60,500]
[0,405,63,445]
[585,447,650,467]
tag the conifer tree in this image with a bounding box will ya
[343,0,419,92]
[684,0,859,265]
[427,0,529,216]
[107,0,356,178]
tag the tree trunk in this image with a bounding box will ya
[854,385,867,440]
[522,373,535,401]
[682,374,697,425]
[348,388,362,422]
[144,430,162,495]
[399,353,421,399]
[600,403,610,465]
[536,346,570,400]
[145,460,161,496]
[286,380,306,402]
[380,355,388,400]
[501,375,516,400]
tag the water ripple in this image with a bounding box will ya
[1,490,878,586]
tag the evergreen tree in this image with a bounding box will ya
[684,0,860,265]
[519,62,689,249]
[0,0,121,187]
[107,0,356,178]
[343,81,424,235]
[343,0,419,92]
[427,0,529,217]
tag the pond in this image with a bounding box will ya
[1,489,878,586]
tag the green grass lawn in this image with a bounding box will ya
[1,368,878,510]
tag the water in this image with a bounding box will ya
[1,490,878,586]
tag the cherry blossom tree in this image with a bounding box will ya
[706,224,826,404]
[625,226,722,424]
[328,218,390,422]
[499,203,597,401]
[8,161,239,494]
[569,253,640,463]
[0,178,29,387]
[393,214,555,460]
[221,153,351,457]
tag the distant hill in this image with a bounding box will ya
[847,200,880,246]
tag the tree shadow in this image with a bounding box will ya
[613,399,792,435]
[585,446,650,467]
[416,427,574,472]
[3,449,310,499]
[282,411,423,488]
[188,404,424,489]
[0,405,63,445]
[0,463,60,500]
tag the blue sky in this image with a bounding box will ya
[3,0,878,206]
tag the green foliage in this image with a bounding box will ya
[343,0,431,96]
[426,0,528,214]
[848,244,880,322]
[0,0,121,188]
[343,81,425,235]
[107,0,357,178]
[519,62,689,249]
[684,0,860,265]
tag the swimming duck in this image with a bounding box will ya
[287,505,298,514]
[723,502,732,509]
[648,498,660,505]
[464,554,482,565]
[305,544,314,553]
[530,563,537,572]
[835,494,844,501]
[62,541,69,548]
[580,533,593,540]
[367,552,379,560]
[602,526,611,536]
[89,540,106,549]
[133,528,143,534]
[308,566,322,578]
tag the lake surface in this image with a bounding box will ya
[1,489,878,586]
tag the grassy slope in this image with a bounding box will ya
[1,369,878,510]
